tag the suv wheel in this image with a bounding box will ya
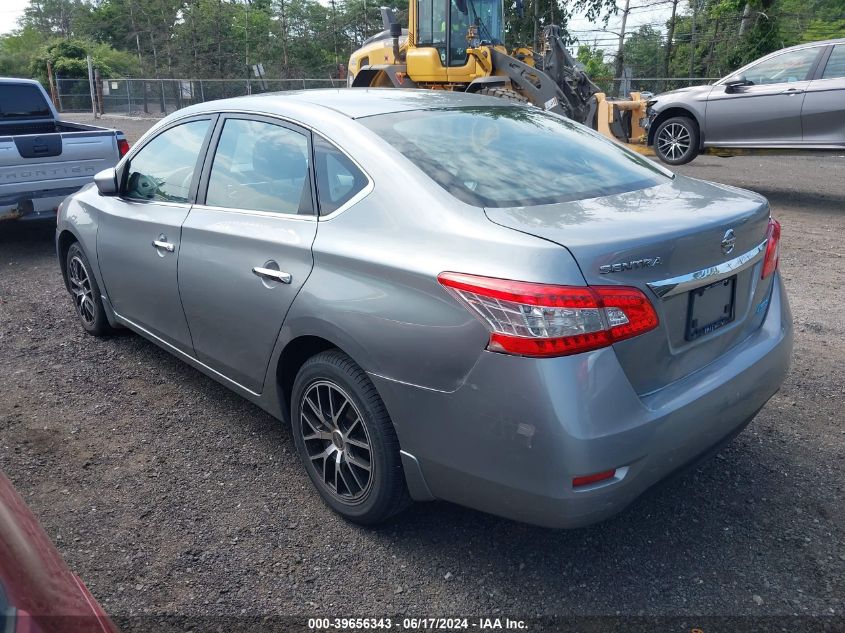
[291,350,411,525]
[654,116,700,165]
[65,242,113,337]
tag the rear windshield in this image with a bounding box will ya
[0,84,52,120]
[360,106,670,207]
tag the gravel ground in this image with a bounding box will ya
[1,115,843,627]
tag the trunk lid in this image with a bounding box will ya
[485,176,775,395]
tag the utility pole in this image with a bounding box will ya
[688,0,698,84]
[331,0,340,68]
[244,0,251,94]
[614,0,631,97]
[663,0,679,81]
[533,0,539,52]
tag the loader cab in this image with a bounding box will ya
[410,0,504,80]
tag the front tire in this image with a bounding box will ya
[291,350,411,525]
[65,242,113,337]
[654,116,700,165]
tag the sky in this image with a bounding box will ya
[0,0,29,35]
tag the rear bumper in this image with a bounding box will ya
[371,274,792,528]
[0,186,81,221]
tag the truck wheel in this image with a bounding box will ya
[654,116,700,165]
[291,350,411,525]
[65,242,113,337]
[478,86,530,104]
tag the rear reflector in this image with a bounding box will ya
[437,272,659,358]
[117,138,130,158]
[573,469,616,488]
[761,218,781,279]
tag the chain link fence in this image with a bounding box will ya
[54,75,718,117]
[55,77,346,116]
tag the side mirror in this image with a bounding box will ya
[94,168,118,196]
[724,73,748,92]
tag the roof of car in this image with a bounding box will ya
[183,88,517,120]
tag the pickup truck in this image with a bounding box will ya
[0,77,128,222]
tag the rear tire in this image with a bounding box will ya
[477,86,530,104]
[65,242,113,337]
[291,350,411,525]
[654,116,700,165]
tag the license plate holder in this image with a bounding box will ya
[685,276,736,341]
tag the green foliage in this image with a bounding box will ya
[576,44,612,77]
[2,0,842,82]
[0,26,45,78]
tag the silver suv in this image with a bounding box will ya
[57,89,792,528]
[647,39,845,164]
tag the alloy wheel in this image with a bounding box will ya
[300,380,374,503]
[657,122,692,161]
[68,255,96,327]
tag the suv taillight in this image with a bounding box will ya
[117,138,130,158]
[437,272,659,358]
[761,218,781,279]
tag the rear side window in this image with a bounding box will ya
[206,119,312,215]
[124,120,210,203]
[360,106,669,208]
[314,135,369,215]
[0,84,51,119]
[822,45,845,80]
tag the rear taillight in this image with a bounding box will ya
[117,138,130,158]
[437,272,659,358]
[761,218,781,279]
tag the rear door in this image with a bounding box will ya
[178,115,318,394]
[802,44,845,145]
[705,46,823,145]
[96,115,215,354]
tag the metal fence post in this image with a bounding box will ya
[86,55,98,118]
[159,80,166,113]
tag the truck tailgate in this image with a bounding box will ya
[0,131,118,207]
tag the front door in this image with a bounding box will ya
[178,116,318,393]
[96,117,214,354]
[705,46,823,146]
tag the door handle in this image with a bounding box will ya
[781,87,804,95]
[152,239,175,252]
[252,267,292,284]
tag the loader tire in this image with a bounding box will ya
[478,86,530,104]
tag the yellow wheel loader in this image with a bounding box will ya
[347,2,651,149]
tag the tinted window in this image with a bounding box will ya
[743,47,820,85]
[822,45,845,80]
[360,107,669,208]
[314,136,369,215]
[206,119,312,215]
[124,120,210,203]
[0,84,51,119]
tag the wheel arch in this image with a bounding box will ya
[57,228,81,291]
[648,107,703,148]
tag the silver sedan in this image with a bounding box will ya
[648,38,845,164]
[57,89,792,528]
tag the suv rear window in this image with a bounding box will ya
[0,84,52,119]
[360,106,669,208]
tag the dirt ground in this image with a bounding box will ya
[1,114,843,627]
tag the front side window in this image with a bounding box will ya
[822,45,845,80]
[205,118,312,215]
[360,106,669,208]
[314,136,369,215]
[742,47,820,85]
[124,120,210,203]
